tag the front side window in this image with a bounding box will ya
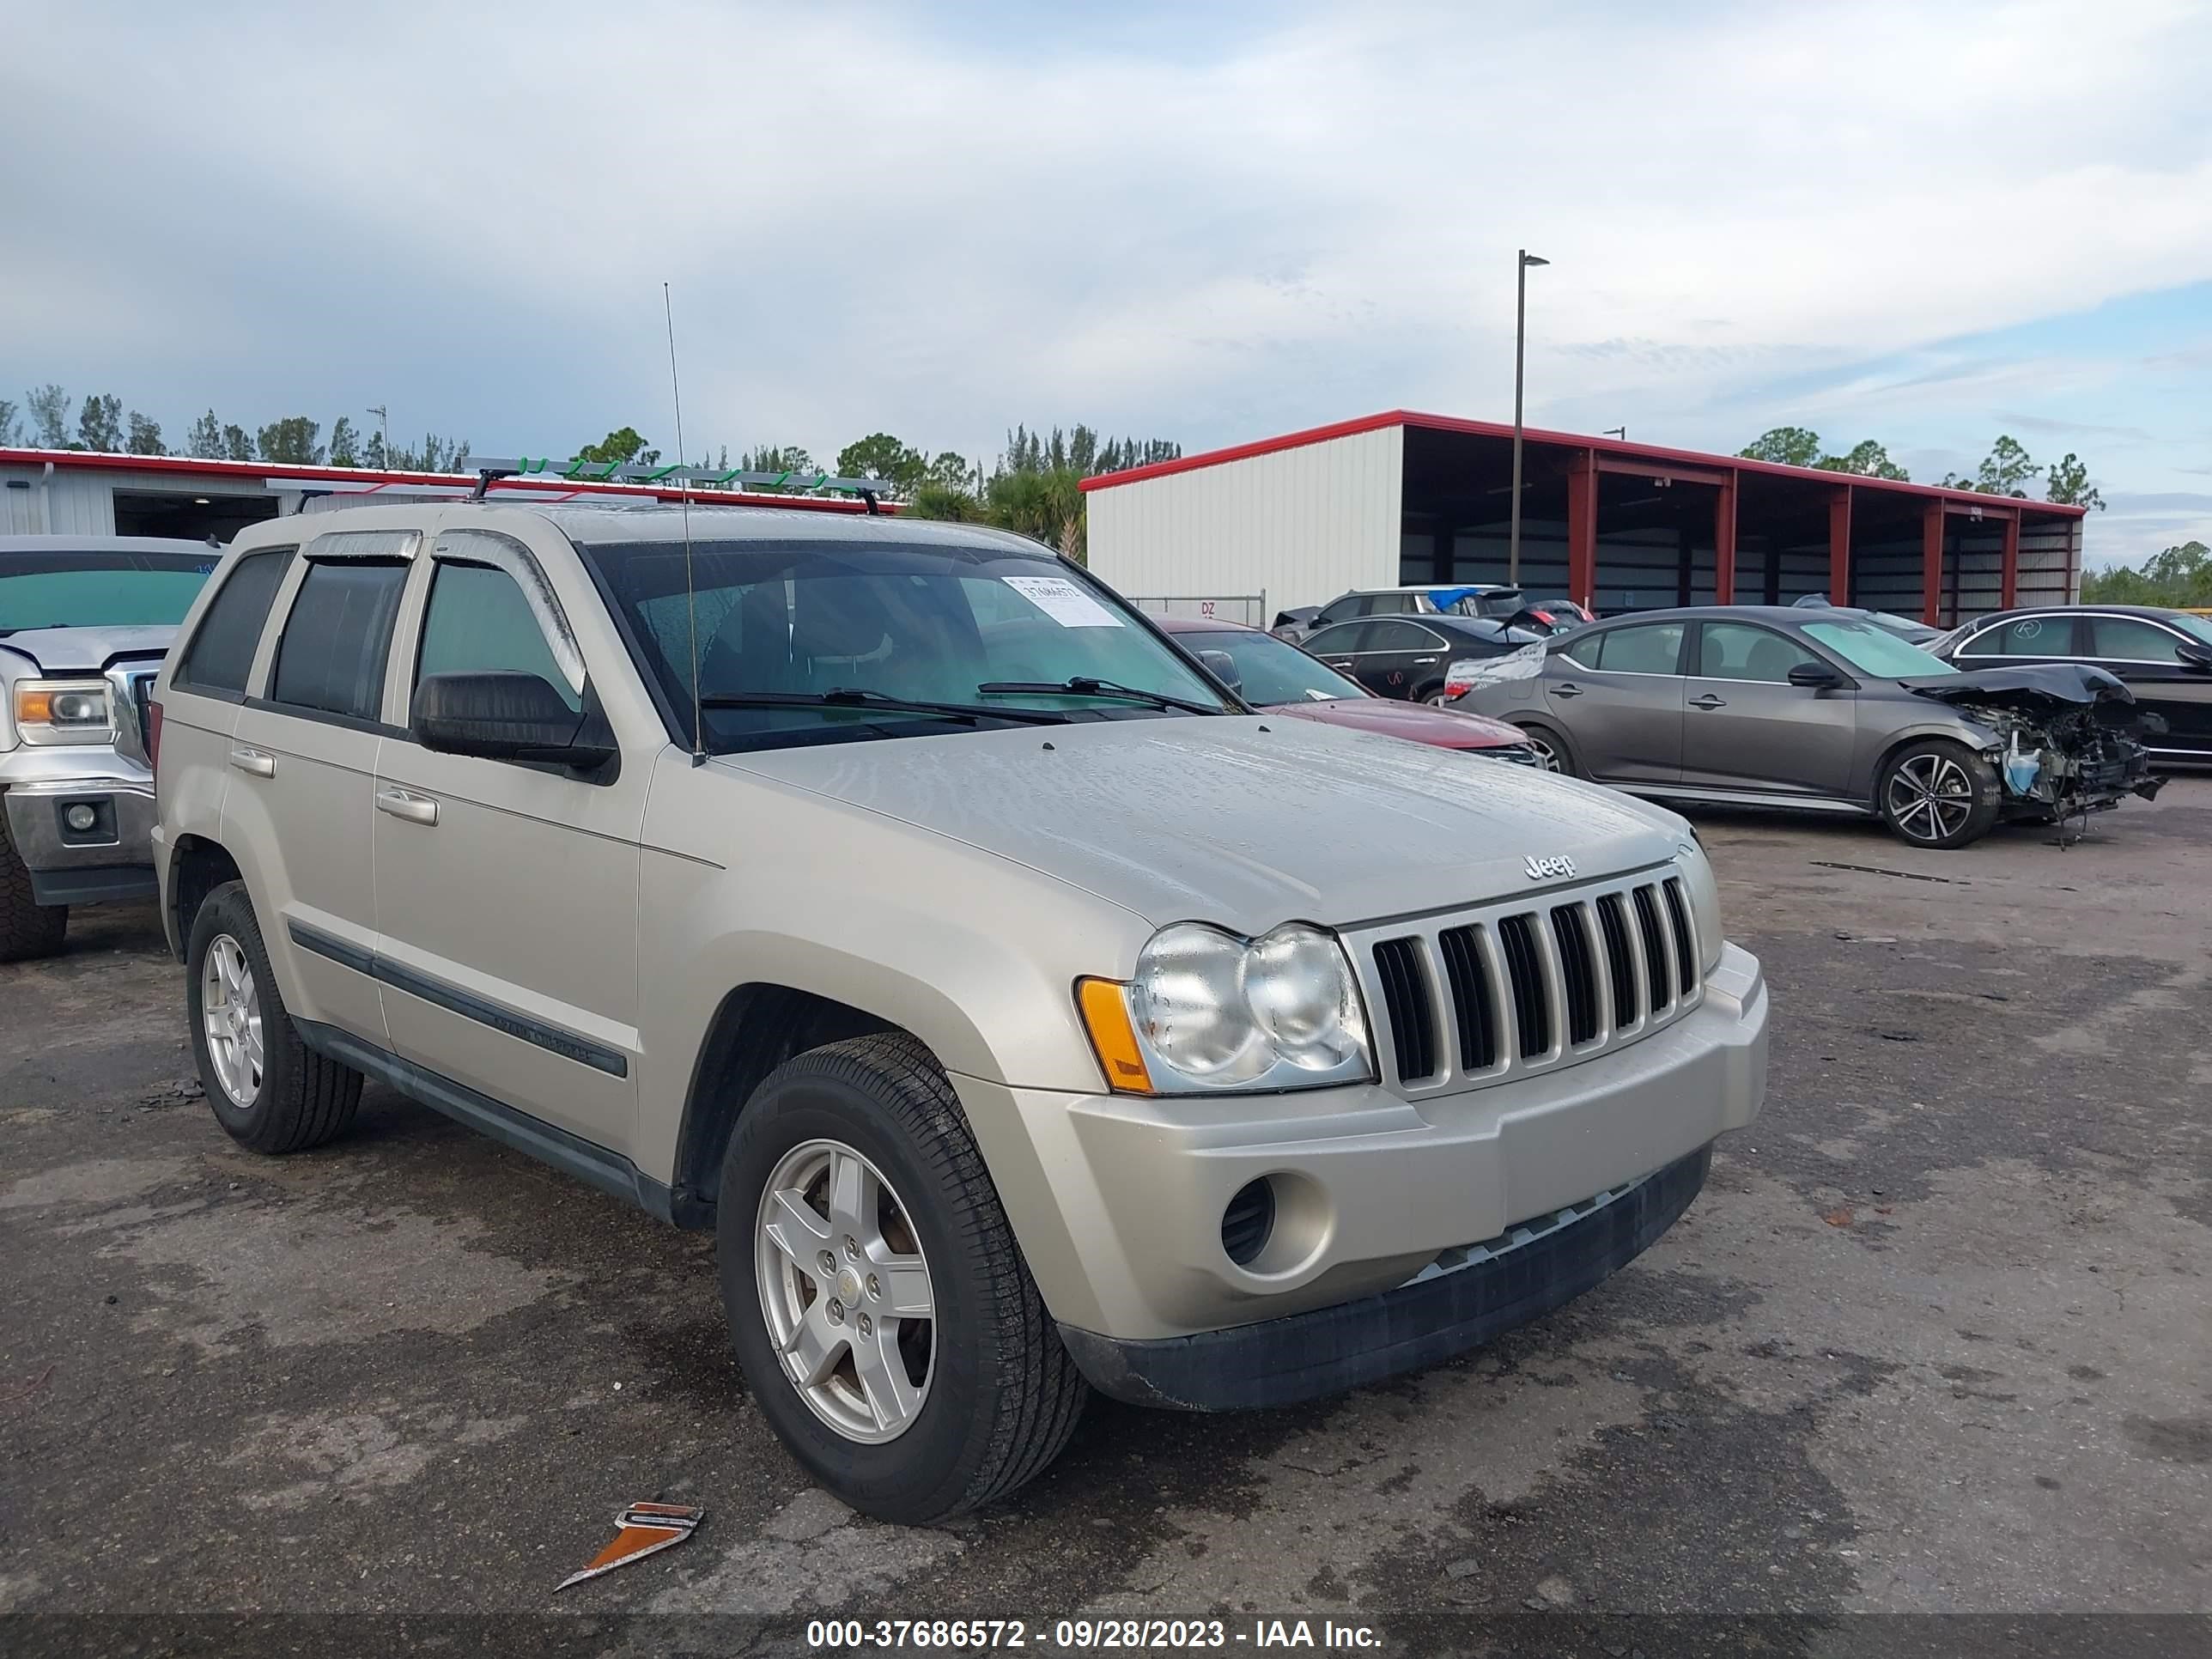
[582,539,1232,753]
[0,548,217,634]
[173,548,294,695]
[1595,623,1686,675]
[1803,619,1958,678]
[416,562,582,712]
[1697,623,1819,684]
[1182,629,1364,703]
[270,560,410,720]
[1318,597,1365,625]
[2085,617,2185,663]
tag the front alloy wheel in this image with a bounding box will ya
[756,1138,936,1443]
[1884,752,1974,843]
[200,934,265,1108]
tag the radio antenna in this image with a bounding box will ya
[663,282,705,767]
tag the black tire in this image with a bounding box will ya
[717,1031,1087,1524]
[185,880,362,1153]
[1876,738,2002,850]
[0,810,69,963]
[1516,720,1581,778]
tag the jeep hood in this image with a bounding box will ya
[722,715,1690,934]
[0,623,177,675]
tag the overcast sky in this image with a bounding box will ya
[7,0,2208,564]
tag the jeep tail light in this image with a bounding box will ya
[146,698,164,772]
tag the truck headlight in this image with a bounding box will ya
[1078,921,1374,1095]
[1676,842,1724,975]
[14,680,112,745]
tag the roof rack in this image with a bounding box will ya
[468,456,896,512]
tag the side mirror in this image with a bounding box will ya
[2177,639,2212,672]
[412,672,616,769]
[1788,662,1844,689]
[1195,649,1244,693]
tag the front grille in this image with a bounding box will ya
[1357,868,1701,1097]
[1370,937,1437,1082]
[107,665,161,768]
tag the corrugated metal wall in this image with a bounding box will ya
[0,465,117,536]
[1085,426,1405,615]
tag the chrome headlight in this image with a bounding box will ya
[1080,921,1373,1094]
[14,679,112,746]
[1675,839,1724,975]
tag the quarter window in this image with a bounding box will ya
[1593,623,1686,675]
[416,562,582,712]
[270,560,409,721]
[1697,623,1819,684]
[2084,617,2185,663]
[173,549,295,696]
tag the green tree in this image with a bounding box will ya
[327,416,361,467]
[1944,434,2041,497]
[0,399,18,447]
[2081,541,2210,605]
[2045,452,2105,511]
[836,433,928,493]
[1738,426,1824,468]
[737,443,816,478]
[575,426,658,468]
[256,416,324,465]
[1817,439,1908,481]
[185,410,224,459]
[125,411,166,456]
[25,385,70,449]
[910,483,984,522]
[925,451,979,492]
[77,393,124,452]
[221,424,253,462]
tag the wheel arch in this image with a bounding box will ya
[1865,719,1997,809]
[166,833,244,963]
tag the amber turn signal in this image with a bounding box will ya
[1076,977,1153,1096]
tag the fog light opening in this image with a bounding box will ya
[1220,1178,1276,1268]
[65,804,99,832]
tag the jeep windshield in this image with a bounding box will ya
[583,538,1237,753]
[0,549,218,634]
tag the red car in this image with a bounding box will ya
[1157,616,1540,762]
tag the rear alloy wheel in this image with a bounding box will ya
[1516,722,1576,776]
[1877,739,2001,849]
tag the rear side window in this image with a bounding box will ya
[173,548,294,696]
[1595,623,1686,674]
[270,561,410,721]
[416,562,582,712]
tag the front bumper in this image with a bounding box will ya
[1,749,159,907]
[1060,1143,1711,1409]
[954,942,1766,1346]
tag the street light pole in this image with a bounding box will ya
[1509,250,1548,586]
[368,405,389,470]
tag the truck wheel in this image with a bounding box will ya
[0,811,69,962]
[185,880,362,1153]
[1877,738,2002,849]
[717,1031,1087,1524]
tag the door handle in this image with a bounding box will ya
[1413,656,1438,665]
[1689,695,1728,709]
[228,747,275,778]
[375,787,439,826]
[1553,683,1582,698]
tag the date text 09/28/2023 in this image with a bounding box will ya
[805,1617,1385,1650]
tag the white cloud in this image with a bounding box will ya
[2,0,2207,559]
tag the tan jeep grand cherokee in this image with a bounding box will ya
[151,501,1769,1523]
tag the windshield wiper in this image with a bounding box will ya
[697,689,1072,726]
[975,678,1224,716]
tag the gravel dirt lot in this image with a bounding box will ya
[3,782,2208,1650]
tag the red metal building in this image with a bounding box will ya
[1081,412,2086,624]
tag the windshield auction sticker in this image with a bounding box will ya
[1002,575,1125,628]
